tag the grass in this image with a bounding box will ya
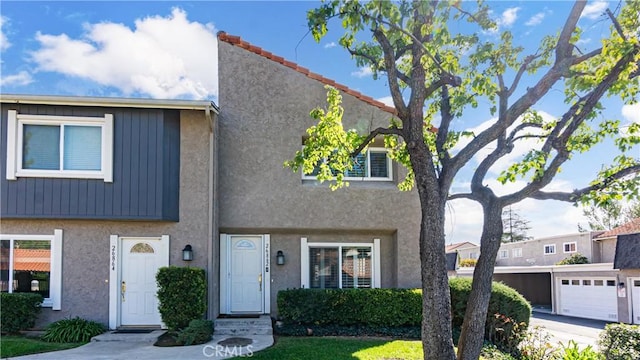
[236,337,425,360]
[0,335,84,358]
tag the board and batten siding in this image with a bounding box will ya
[0,104,180,221]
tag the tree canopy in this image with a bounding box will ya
[287,1,640,359]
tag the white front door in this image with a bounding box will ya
[631,278,640,324]
[120,238,165,326]
[230,236,263,313]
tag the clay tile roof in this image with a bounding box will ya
[596,217,640,239]
[217,31,397,115]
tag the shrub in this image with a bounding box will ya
[278,278,530,350]
[176,319,214,346]
[156,266,207,331]
[459,258,478,267]
[0,293,43,333]
[449,278,531,350]
[556,253,589,265]
[561,340,603,360]
[42,317,106,343]
[518,325,559,360]
[278,288,422,327]
[598,323,640,360]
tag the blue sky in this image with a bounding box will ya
[1,1,638,244]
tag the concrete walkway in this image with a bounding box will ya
[8,332,274,360]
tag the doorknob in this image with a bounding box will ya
[258,273,262,292]
[121,281,126,302]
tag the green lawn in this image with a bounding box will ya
[0,336,84,358]
[239,337,424,360]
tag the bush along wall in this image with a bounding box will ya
[277,278,531,347]
[0,293,43,334]
[156,266,207,331]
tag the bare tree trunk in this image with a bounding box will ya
[413,170,456,360]
[457,199,504,360]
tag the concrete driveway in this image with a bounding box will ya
[530,312,609,349]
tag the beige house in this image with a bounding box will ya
[459,218,640,324]
[0,32,423,329]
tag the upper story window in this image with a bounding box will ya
[1,230,63,309]
[6,110,113,182]
[563,242,577,253]
[544,244,556,255]
[512,248,523,258]
[499,250,509,259]
[303,147,392,181]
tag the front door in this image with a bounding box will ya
[230,235,263,313]
[120,238,164,326]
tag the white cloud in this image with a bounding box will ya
[376,96,394,107]
[324,42,336,49]
[622,103,640,124]
[0,16,11,51]
[351,66,373,78]
[581,1,608,20]
[525,12,545,26]
[0,70,34,86]
[30,8,217,99]
[576,38,592,45]
[500,7,520,27]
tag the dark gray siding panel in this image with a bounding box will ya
[0,104,180,220]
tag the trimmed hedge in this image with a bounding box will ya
[156,266,207,331]
[598,323,640,360]
[1,293,43,333]
[278,288,421,327]
[278,278,531,347]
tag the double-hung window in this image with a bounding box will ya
[303,147,392,181]
[0,230,63,309]
[563,242,577,253]
[301,238,381,289]
[544,244,556,255]
[6,110,113,182]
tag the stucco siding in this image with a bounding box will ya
[495,233,595,266]
[0,110,215,327]
[217,41,421,287]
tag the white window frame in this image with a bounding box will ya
[0,229,63,309]
[499,250,509,259]
[513,248,523,258]
[563,242,577,253]
[6,110,113,182]
[300,238,381,289]
[544,244,556,255]
[302,147,393,182]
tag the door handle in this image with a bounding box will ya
[121,281,126,302]
[258,273,262,292]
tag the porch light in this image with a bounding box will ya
[276,250,285,265]
[182,245,194,261]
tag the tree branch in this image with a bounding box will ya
[351,126,403,157]
[530,164,640,202]
[508,54,540,97]
[572,48,603,65]
[436,85,453,163]
[606,8,627,41]
[448,193,477,201]
[372,27,409,118]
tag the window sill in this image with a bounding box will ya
[13,170,111,182]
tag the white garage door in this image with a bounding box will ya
[632,279,640,325]
[558,278,618,321]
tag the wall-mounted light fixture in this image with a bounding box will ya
[182,244,194,261]
[276,250,285,265]
[618,282,626,289]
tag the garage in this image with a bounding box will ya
[557,277,618,321]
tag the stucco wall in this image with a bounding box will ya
[495,232,595,266]
[597,238,617,263]
[217,41,422,288]
[0,110,215,327]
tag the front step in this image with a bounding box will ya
[215,315,273,336]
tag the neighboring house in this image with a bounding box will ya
[0,95,219,329]
[0,32,424,328]
[459,218,640,324]
[446,241,480,261]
